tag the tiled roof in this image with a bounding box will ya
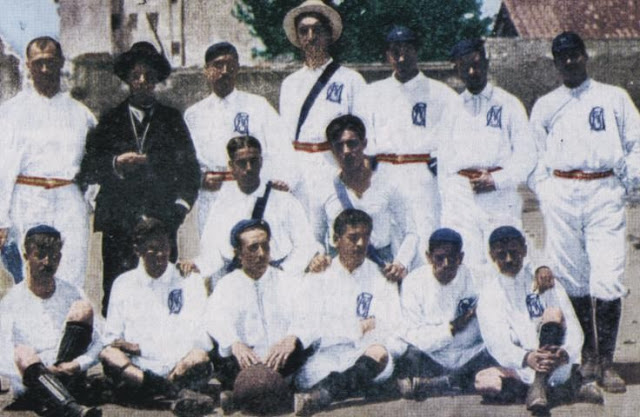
[495,0,640,39]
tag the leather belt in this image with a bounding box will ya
[458,167,502,179]
[376,153,432,164]
[292,141,331,153]
[16,175,74,189]
[552,169,614,180]
[204,171,234,181]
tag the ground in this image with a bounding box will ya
[1,194,639,416]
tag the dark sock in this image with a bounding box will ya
[56,321,93,365]
[539,322,565,347]
[318,355,382,401]
[142,370,177,397]
[595,298,621,362]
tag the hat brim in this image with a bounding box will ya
[113,51,172,82]
[283,3,343,48]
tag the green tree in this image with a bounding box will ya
[234,0,491,62]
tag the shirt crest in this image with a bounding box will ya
[168,289,183,315]
[234,112,250,134]
[412,102,427,127]
[356,292,373,319]
[525,293,544,319]
[486,105,502,128]
[589,107,606,131]
[326,82,344,103]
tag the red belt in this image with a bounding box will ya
[376,153,432,164]
[458,167,502,179]
[16,175,74,189]
[293,141,331,153]
[552,169,613,180]
[204,171,235,181]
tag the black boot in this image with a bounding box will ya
[526,372,548,414]
[56,321,93,365]
[22,362,101,417]
[141,369,179,398]
[596,298,626,393]
[570,296,599,381]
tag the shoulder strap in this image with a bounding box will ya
[295,61,341,141]
[251,181,273,220]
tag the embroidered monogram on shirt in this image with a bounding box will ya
[589,107,606,131]
[326,82,344,103]
[234,112,250,134]
[412,102,427,127]
[486,105,502,128]
[168,289,183,314]
[525,293,544,319]
[356,292,373,319]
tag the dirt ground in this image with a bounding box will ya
[1,196,639,416]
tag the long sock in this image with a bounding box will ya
[56,321,93,365]
[317,356,381,401]
[142,370,177,398]
[595,298,621,362]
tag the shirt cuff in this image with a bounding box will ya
[175,199,191,211]
[75,354,96,372]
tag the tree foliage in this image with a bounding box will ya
[234,0,491,62]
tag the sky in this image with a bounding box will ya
[0,0,503,58]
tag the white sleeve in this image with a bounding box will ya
[615,88,640,186]
[103,279,127,345]
[196,206,227,278]
[528,100,551,192]
[205,279,241,357]
[389,186,419,267]
[0,122,22,228]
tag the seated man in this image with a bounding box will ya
[476,226,602,414]
[99,218,214,416]
[311,115,420,281]
[0,225,102,416]
[187,135,322,283]
[396,228,494,399]
[294,209,403,416]
[205,219,311,414]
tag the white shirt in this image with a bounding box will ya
[316,164,419,267]
[476,262,583,385]
[0,89,96,227]
[530,78,640,189]
[364,72,459,156]
[205,266,303,359]
[0,280,102,394]
[400,264,485,370]
[439,83,536,191]
[104,263,211,376]
[197,181,321,277]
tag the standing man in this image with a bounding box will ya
[0,37,97,289]
[530,31,640,393]
[184,42,292,231]
[280,0,367,216]
[79,42,200,316]
[0,225,102,416]
[363,26,459,245]
[439,39,535,267]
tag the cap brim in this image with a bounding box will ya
[283,3,343,48]
[113,52,172,82]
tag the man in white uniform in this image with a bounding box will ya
[0,37,96,289]
[187,136,322,282]
[439,39,535,267]
[475,226,599,414]
[530,31,640,393]
[294,209,403,416]
[0,225,102,416]
[99,218,214,416]
[280,0,367,219]
[184,42,291,231]
[313,115,419,281]
[363,26,459,245]
[396,228,494,399]
[206,219,312,414]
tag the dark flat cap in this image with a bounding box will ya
[113,41,171,82]
[552,31,586,55]
[450,38,485,60]
[205,42,238,64]
[230,219,271,248]
[386,26,417,43]
[488,226,524,246]
[25,225,61,240]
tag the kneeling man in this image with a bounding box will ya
[476,226,601,414]
[0,225,102,416]
[294,209,403,415]
[99,218,214,416]
[396,228,493,399]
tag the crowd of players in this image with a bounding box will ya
[1,0,639,416]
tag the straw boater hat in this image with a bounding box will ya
[113,41,171,82]
[283,0,343,48]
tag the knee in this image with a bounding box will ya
[541,307,564,325]
[364,344,389,368]
[14,345,41,375]
[99,346,130,369]
[184,348,210,368]
[67,300,94,325]
[474,367,505,394]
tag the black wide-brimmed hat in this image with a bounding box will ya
[113,41,171,82]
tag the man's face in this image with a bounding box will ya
[455,51,488,94]
[127,62,158,107]
[553,48,588,86]
[489,238,527,278]
[427,243,463,285]
[229,147,262,192]
[26,41,63,96]
[331,129,367,173]
[24,236,63,283]
[386,42,419,82]
[237,228,270,279]
[296,15,331,55]
[334,223,370,272]
[136,235,170,278]
[205,53,238,98]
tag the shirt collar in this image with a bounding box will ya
[211,88,238,104]
[462,83,493,103]
[304,57,334,73]
[562,78,591,98]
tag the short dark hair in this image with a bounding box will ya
[428,228,463,253]
[24,233,62,256]
[231,219,272,250]
[132,217,169,247]
[205,42,239,65]
[488,226,525,249]
[26,36,63,60]
[295,11,332,34]
[333,209,373,238]
[227,135,262,160]
[325,114,366,144]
